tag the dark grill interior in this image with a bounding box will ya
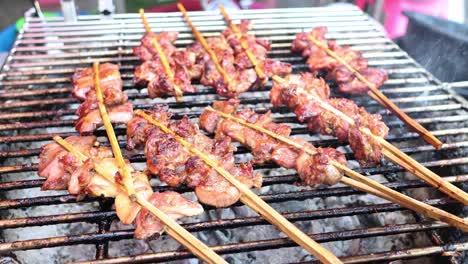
[1,5,467,263]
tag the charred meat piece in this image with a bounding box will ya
[134,52,197,98]
[127,105,172,151]
[173,50,204,80]
[200,102,346,187]
[261,59,292,78]
[332,66,388,94]
[115,171,153,225]
[271,76,389,167]
[133,32,178,61]
[291,26,388,94]
[38,136,112,191]
[134,191,204,239]
[200,53,257,98]
[147,62,196,98]
[308,98,389,167]
[199,99,240,134]
[187,36,257,98]
[221,20,292,83]
[222,20,271,57]
[75,102,134,134]
[72,63,123,101]
[134,60,165,87]
[270,73,329,123]
[133,31,200,99]
[72,63,132,134]
[132,107,262,207]
[75,89,128,117]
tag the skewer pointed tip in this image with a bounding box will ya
[177,3,185,12]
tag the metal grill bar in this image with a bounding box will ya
[68,222,450,264]
[0,220,452,254]
[1,4,467,263]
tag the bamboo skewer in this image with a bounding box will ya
[93,62,136,200]
[214,8,468,205]
[206,107,468,232]
[135,110,343,264]
[305,35,442,149]
[139,9,183,102]
[218,4,267,85]
[177,3,235,93]
[52,136,227,264]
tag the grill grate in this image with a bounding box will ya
[1,5,467,263]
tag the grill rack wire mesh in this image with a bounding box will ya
[0,5,467,264]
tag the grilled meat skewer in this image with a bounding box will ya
[292,27,388,94]
[190,35,258,98]
[221,20,292,84]
[133,31,198,98]
[200,99,346,187]
[127,106,262,207]
[38,135,203,239]
[270,73,389,167]
[72,63,134,134]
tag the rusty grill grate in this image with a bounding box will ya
[1,5,468,264]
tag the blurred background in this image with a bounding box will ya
[1,0,468,84]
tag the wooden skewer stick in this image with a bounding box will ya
[217,6,468,205]
[177,3,235,93]
[135,110,342,264]
[218,4,267,85]
[93,61,136,200]
[204,107,468,232]
[139,9,183,102]
[306,35,442,149]
[52,136,227,264]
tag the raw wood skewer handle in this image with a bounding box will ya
[135,110,342,264]
[306,35,442,149]
[206,107,468,231]
[177,3,234,92]
[139,9,183,102]
[380,142,468,206]
[218,4,267,84]
[52,136,227,264]
[93,61,136,199]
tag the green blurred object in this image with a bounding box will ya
[126,0,177,12]
[15,12,59,31]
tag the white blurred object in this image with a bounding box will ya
[240,0,254,9]
[60,0,77,22]
[202,0,240,10]
[99,0,115,15]
[447,0,465,24]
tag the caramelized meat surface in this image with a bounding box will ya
[271,75,389,167]
[129,107,263,207]
[292,27,388,94]
[72,63,133,134]
[200,101,346,187]
[133,32,178,61]
[38,136,203,240]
